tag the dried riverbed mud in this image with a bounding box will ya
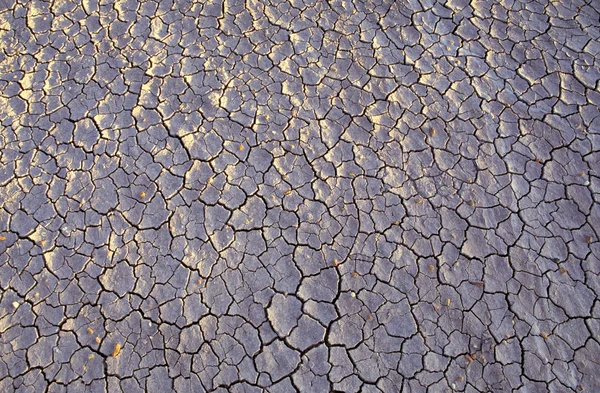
[0,0,599,392]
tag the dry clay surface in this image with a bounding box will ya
[0,0,600,392]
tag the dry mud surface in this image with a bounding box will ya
[1,0,600,392]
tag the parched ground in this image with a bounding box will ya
[0,0,599,392]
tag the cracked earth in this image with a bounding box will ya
[0,0,599,392]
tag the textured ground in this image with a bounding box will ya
[0,0,599,392]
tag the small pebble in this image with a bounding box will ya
[112,343,121,357]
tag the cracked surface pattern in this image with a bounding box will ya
[1,0,600,391]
